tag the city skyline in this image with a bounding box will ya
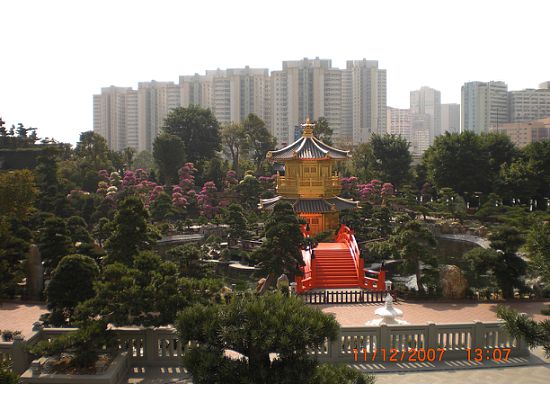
[2,0,549,144]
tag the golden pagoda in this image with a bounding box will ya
[260,119,358,235]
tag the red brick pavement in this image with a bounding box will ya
[314,301,550,326]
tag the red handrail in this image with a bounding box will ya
[335,225,366,289]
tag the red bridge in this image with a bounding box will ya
[295,225,386,293]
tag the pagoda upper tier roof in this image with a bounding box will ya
[266,120,349,161]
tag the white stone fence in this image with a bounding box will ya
[0,320,529,376]
[311,321,529,363]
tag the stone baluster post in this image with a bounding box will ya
[426,321,437,349]
[472,320,484,349]
[144,328,156,366]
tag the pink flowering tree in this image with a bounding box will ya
[358,179,382,205]
[340,176,359,198]
[197,181,221,219]
[178,163,197,192]
[224,170,239,191]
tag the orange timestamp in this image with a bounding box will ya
[353,347,446,363]
[466,348,511,362]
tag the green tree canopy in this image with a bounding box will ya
[153,133,186,185]
[76,251,225,326]
[104,196,158,265]
[423,131,487,195]
[45,254,99,322]
[0,217,31,299]
[525,221,550,285]
[389,218,437,292]
[242,113,276,174]
[500,140,550,204]
[252,202,305,287]
[423,131,519,197]
[368,133,412,188]
[0,170,37,219]
[38,216,74,274]
[162,105,221,164]
[221,122,246,176]
[497,306,550,357]
[69,131,113,191]
[176,292,364,384]
[224,203,248,242]
[463,227,527,298]
[351,143,371,182]
[313,117,334,146]
[133,150,155,172]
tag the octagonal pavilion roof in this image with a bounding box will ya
[266,119,349,161]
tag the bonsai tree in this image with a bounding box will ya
[389,218,437,293]
[497,306,550,358]
[30,320,116,370]
[104,196,159,265]
[176,292,371,383]
[252,202,305,289]
[0,360,19,384]
[45,254,99,324]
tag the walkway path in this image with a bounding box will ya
[0,301,47,340]
[438,233,490,249]
[316,301,550,326]
[372,351,550,384]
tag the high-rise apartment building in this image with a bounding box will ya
[93,86,138,151]
[137,81,180,152]
[410,86,441,140]
[461,81,508,134]
[95,57,387,151]
[271,58,340,145]
[386,107,411,142]
[494,118,550,148]
[410,113,432,155]
[508,88,550,123]
[345,59,387,144]
[441,103,460,133]
[180,67,271,127]
[180,73,209,109]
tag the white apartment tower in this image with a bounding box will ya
[410,86,441,140]
[137,81,180,152]
[180,67,271,127]
[508,88,550,123]
[94,57,387,151]
[345,59,387,144]
[386,107,411,142]
[461,81,508,134]
[93,86,138,151]
[180,73,209,109]
[441,103,460,133]
[271,58,341,145]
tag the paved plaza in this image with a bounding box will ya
[0,301,47,340]
[315,300,550,326]
[373,364,550,384]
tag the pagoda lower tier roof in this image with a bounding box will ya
[259,196,359,213]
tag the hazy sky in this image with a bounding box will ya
[1,0,549,145]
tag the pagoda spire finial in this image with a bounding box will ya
[301,118,315,138]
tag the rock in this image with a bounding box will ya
[276,274,289,289]
[439,265,468,299]
[256,278,267,293]
[25,244,44,301]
